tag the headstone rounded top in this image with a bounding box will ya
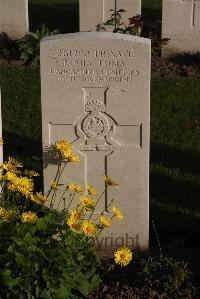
[41,32,151,46]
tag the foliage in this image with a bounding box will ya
[0,208,101,299]
[19,25,59,65]
[0,141,129,298]
[142,19,170,56]
[97,10,169,56]
[137,255,193,296]
[0,32,20,60]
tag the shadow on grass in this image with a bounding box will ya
[2,131,43,190]
[150,142,200,275]
[151,143,200,176]
[29,2,79,33]
[168,52,200,66]
[150,142,200,213]
[150,199,200,277]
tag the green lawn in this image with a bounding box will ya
[0,66,42,189]
[150,79,200,274]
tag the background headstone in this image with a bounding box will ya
[162,0,200,57]
[40,32,150,255]
[79,0,141,32]
[0,0,29,39]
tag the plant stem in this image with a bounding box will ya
[66,192,75,210]
[152,219,162,256]
[89,190,105,220]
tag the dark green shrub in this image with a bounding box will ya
[19,25,59,64]
[0,206,102,299]
[0,32,20,60]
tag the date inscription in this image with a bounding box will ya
[48,48,140,85]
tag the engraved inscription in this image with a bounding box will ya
[48,48,140,85]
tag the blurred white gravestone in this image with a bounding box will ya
[79,0,141,32]
[0,0,29,39]
[162,0,200,57]
[40,32,150,255]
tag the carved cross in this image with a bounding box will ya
[49,87,142,211]
[182,0,200,27]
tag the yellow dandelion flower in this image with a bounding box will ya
[68,154,80,163]
[99,214,111,227]
[0,173,4,182]
[114,247,132,266]
[112,206,123,220]
[80,195,95,211]
[82,220,97,237]
[2,210,17,222]
[30,192,47,205]
[1,157,23,173]
[104,175,119,187]
[55,140,72,158]
[22,211,38,223]
[6,172,19,193]
[0,207,6,217]
[24,170,39,177]
[67,217,81,233]
[55,139,71,151]
[87,184,97,196]
[50,181,58,190]
[16,176,34,197]
[69,208,82,221]
[5,171,18,182]
[61,149,72,159]
[67,184,83,193]
[0,138,3,145]
[7,182,18,193]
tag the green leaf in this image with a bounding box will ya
[54,284,72,299]
[36,218,47,231]
[15,253,31,267]
[77,282,90,297]
[40,289,51,298]
[90,274,101,290]
[24,232,35,245]
[2,269,23,287]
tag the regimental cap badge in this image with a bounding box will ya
[85,100,106,113]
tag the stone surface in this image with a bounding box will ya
[40,32,150,255]
[162,0,200,57]
[79,0,141,32]
[0,0,29,39]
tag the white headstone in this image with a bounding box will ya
[79,0,141,32]
[162,0,200,57]
[40,32,150,254]
[0,0,29,39]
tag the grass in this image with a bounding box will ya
[150,78,200,275]
[0,66,42,189]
